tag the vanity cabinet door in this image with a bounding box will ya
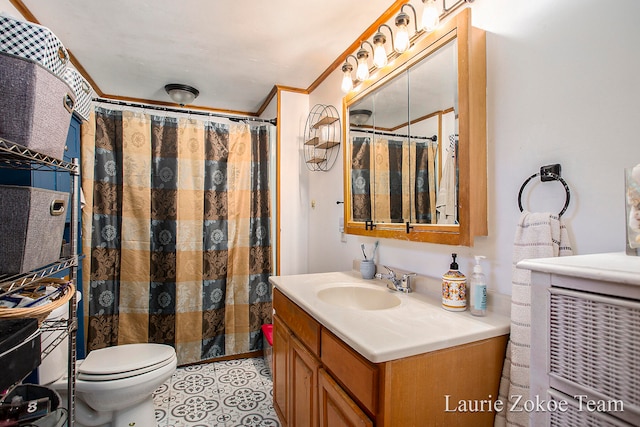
[290,335,320,427]
[318,368,373,427]
[273,315,290,426]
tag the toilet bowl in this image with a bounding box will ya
[47,343,177,427]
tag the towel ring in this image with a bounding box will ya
[518,172,571,217]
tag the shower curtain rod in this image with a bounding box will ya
[350,127,437,142]
[93,97,277,125]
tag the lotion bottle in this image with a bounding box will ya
[470,255,487,316]
[442,253,467,312]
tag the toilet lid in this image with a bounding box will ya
[78,343,176,381]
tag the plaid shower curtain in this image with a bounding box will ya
[413,140,437,223]
[351,135,437,224]
[80,107,273,365]
[351,136,372,222]
[372,138,407,223]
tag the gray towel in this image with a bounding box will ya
[494,211,573,427]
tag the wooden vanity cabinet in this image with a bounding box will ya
[273,288,508,427]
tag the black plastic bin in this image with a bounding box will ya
[0,318,40,392]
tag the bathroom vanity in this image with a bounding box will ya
[270,271,510,427]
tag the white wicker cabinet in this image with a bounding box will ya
[520,253,640,426]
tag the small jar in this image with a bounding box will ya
[360,260,376,279]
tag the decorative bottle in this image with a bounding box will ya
[442,253,467,312]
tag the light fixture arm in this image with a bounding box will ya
[340,54,359,93]
[376,23,395,52]
[356,41,373,81]
[343,54,358,70]
[399,3,419,35]
[360,40,374,53]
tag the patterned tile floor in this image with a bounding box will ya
[153,357,281,427]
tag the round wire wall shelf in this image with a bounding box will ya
[303,104,341,171]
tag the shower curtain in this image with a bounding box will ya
[351,136,372,222]
[80,107,273,365]
[373,138,407,223]
[351,135,437,224]
[413,139,437,224]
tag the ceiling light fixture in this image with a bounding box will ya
[164,83,199,106]
[341,54,358,93]
[356,41,374,82]
[372,24,395,68]
[349,109,372,126]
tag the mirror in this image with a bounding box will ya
[343,8,486,246]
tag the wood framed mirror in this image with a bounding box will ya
[342,8,486,246]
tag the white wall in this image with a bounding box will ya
[296,0,640,295]
[278,90,311,275]
[0,3,22,18]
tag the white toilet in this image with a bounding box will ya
[43,343,177,427]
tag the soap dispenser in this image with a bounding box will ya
[442,253,467,312]
[470,256,487,316]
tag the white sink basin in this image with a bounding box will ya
[317,286,401,310]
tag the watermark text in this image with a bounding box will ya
[444,394,624,413]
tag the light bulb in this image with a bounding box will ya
[355,48,370,81]
[373,43,388,68]
[356,59,369,81]
[394,10,412,54]
[395,25,410,53]
[341,68,353,93]
[421,0,440,32]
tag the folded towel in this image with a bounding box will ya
[494,211,572,427]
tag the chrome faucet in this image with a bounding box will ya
[375,266,415,293]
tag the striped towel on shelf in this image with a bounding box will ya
[494,211,573,427]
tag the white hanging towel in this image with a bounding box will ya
[436,135,457,224]
[494,211,572,427]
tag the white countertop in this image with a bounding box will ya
[270,270,510,363]
[517,252,640,286]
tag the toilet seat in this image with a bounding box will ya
[78,343,176,382]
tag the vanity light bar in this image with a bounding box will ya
[340,0,474,93]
